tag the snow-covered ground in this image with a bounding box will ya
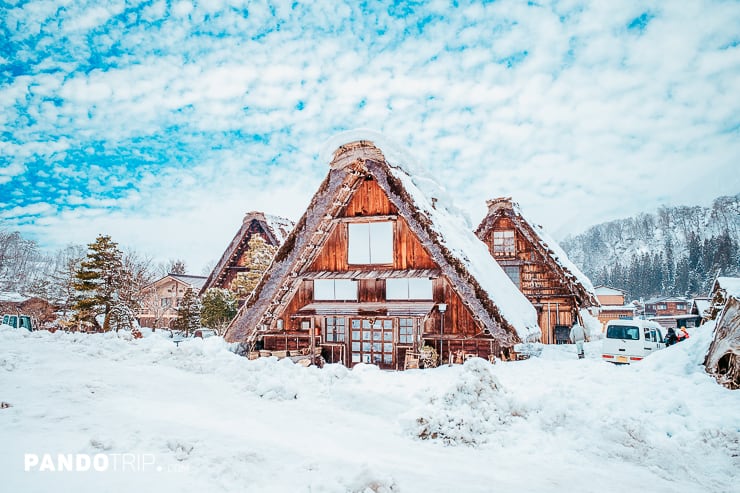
[1,325,738,493]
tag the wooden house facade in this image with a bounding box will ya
[593,286,635,330]
[643,297,689,317]
[224,141,540,369]
[200,211,294,299]
[475,198,599,344]
[137,274,206,329]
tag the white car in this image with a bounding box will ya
[601,319,666,364]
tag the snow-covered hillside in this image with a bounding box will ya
[1,327,738,493]
[562,193,740,297]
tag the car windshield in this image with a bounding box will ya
[606,325,640,340]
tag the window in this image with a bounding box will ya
[657,304,667,310]
[493,230,515,255]
[325,317,346,342]
[606,325,640,340]
[399,318,414,344]
[676,304,685,310]
[348,222,393,264]
[386,278,433,300]
[161,298,172,307]
[502,266,520,288]
[313,279,358,300]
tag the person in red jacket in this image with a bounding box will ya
[677,326,690,342]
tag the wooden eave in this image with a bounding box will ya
[293,301,436,317]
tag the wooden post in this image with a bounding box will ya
[310,317,316,361]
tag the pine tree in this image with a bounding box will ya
[200,288,237,335]
[175,288,201,336]
[108,302,136,332]
[72,235,123,331]
[229,235,277,297]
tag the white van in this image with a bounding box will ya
[601,319,665,364]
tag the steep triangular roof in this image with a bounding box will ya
[594,285,626,296]
[475,197,599,308]
[143,273,207,291]
[224,141,540,345]
[200,211,294,296]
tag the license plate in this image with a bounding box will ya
[616,356,628,363]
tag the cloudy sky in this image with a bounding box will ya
[1,0,738,273]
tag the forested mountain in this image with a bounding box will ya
[561,193,740,300]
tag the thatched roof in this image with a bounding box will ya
[475,197,599,309]
[224,140,540,346]
[200,211,294,296]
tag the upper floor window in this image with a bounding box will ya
[386,278,433,300]
[657,303,667,310]
[493,230,515,255]
[314,279,358,301]
[676,304,685,310]
[502,266,520,288]
[348,222,393,264]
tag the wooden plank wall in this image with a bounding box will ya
[481,216,581,343]
[308,179,437,272]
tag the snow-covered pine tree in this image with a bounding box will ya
[175,288,201,336]
[108,301,136,332]
[72,235,124,331]
[230,235,277,298]
[200,288,237,335]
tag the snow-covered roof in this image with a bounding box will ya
[225,139,541,344]
[691,298,711,316]
[712,277,740,299]
[144,274,207,291]
[476,197,599,308]
[170,274,207,291]
[599,305,637,312]
[0,291,29,303]
[385,157,540,341]
[644,296,690,304]
[200,211,295,295]
[594,286,626,296]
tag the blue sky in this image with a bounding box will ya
[1,0,739,273]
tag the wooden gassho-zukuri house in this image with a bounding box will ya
[223,140,540,369]
[475,198,599,344]
[200,211,294,299]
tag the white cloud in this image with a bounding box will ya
[1,0,738,270]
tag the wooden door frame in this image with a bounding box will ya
[349,317,395,368]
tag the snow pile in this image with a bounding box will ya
[406,359,516,446]
[2,325,739,493]
[580,308,603,339]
